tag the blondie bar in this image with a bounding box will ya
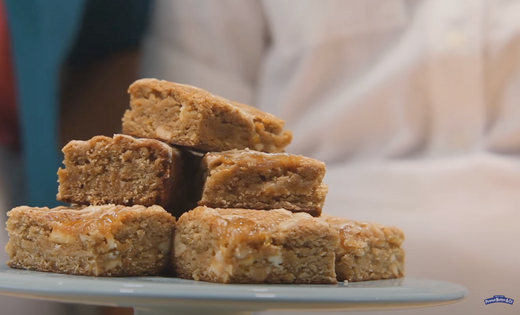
[174,206,338,284]
[122,79,292,152]
[5,205,176,276]
[324,216,405,282]
[57,134,182,209]
[198,150,328,216]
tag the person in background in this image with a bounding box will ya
[142,1,520,315]
[1,0,149,314]
[0,1,64,314]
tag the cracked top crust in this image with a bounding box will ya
[123,79,293,152]
[7,205,175,239]
[129,79,286,130]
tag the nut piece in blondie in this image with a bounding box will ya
[122,79,292,152]
[57,134,182,210]
[5,205,176,276]
[324,216,405,282]
[174,206,338,284]
[198,150,328,216]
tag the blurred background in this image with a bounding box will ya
[1,0,520,314]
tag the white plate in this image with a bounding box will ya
[0,262,467,315]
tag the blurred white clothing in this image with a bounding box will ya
[143,0,520,314]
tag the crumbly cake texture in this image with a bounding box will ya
[198,150,328,216]
[57,134,182,210]
[5,205,176,277]
[122,79,293,152]
[324,216,405,282]
[174,206,338,284]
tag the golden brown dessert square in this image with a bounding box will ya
[122,79,292,152]
[5,205,176,276]
[198,150,328,216]
[57,134,182,210]
[174,206,338,284]
[324,216,405,282]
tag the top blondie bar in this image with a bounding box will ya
[122,79,293,152]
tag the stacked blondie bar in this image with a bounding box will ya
[5,79,405,283]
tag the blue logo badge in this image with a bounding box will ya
[484,295,514,305]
